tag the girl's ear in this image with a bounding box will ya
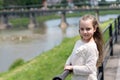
[94,27,97,32]
[94,25,98,32]
[94,26,99,33]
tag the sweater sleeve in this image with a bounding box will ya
[73,46,98,75]
[65,54,72,65]
[65,41,79,65]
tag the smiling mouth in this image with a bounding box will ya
[83,35,88,37]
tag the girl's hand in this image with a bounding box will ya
[64,65,73,71]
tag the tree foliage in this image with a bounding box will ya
[3,0,43,6]
[0,0,3,6]
[1,0,119,8]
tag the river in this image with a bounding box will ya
[0,14,118,73]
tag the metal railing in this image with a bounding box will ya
[52,15,120,80]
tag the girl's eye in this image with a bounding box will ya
[80,28,84,31]
[86,28,91,31]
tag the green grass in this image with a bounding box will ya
[0,19,115,80]
[0,36,79,80]
[100,19,114,42]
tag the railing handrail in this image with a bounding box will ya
[53,70,70,80]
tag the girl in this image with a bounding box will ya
[64,14,104,80]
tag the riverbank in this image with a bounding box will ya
[0,19,114,80]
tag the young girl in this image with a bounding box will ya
[64,14,104,80]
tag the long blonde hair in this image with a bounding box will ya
[79,14,104,67]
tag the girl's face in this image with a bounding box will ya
[79,19,96,42]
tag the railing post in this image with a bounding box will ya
[114,19,118,43]
[118,15,120,35]
[98,63,104,80]
[109,24,113,56]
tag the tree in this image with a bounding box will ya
[3,0,43,6]
[0,0,3,6]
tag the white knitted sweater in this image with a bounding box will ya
[65,40,98,80]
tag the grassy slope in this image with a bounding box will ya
[0,36,79,80]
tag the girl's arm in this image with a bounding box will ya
[65,41,79,67]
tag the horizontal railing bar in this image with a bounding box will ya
[53,70,71,80]
[102,25,110,34]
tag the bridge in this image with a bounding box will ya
[0,7,120,29]
[52,15,120,80]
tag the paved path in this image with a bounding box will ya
[104,35,120,80]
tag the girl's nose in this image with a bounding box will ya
[83,30,87,33]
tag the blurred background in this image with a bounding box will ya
[0,0,119,76]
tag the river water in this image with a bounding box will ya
[0,14,118,73]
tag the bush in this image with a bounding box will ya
[9,58,25,70]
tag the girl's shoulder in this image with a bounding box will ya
[75,40,96,48]
[86,41,97,47]
[75,40,84,45]
[75,40,98,51]
[85,42,99,55]
[75,40,98,57]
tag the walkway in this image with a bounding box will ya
[105,35,120,80]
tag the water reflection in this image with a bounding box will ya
[33,22,47,34]
[0,14,118,73]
